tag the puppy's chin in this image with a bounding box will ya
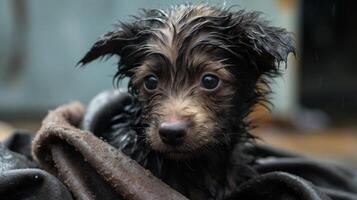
[148,141,196,160]
[163,150,195,160]
[153,146,205,160]
[146,130,212,160]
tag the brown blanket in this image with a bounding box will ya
[31,102,188,200]
[12,93,354,200]
[1,95,357,199]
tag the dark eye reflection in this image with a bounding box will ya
[144,74,158,91]
[200,73,220,90]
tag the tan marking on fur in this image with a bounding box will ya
[201,61,234,82]
[131,60,156,87]
[146,95,217,156]
[149,26,178,64]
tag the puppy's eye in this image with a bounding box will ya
[144,75,158,91]
[200,74,220,90]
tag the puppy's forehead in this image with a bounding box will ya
[134,5,230,69]
[134,55,232,80]
[130,5,239,85]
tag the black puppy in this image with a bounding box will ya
[80,4,294,200]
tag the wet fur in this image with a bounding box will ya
[79,4,294,200]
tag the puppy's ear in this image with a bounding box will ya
[233,12,295,75]
[78,24,140,66]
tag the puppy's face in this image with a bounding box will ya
[131,54,236,158]
[79,4,294,159]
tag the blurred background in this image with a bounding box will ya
[0,0,356,167]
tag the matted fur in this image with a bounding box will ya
[79,3,294,200]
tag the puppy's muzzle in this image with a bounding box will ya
[159,121,187,146]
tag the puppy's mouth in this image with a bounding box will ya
[160,143,209,159]
[153,138,195,159]
[164,149,191,159]
[146,121,210,159]
[157,142,211,160]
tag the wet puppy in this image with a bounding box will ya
[80,4,294,200]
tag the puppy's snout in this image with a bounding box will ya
[159,121,187,146]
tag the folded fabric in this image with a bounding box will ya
[31,101,188,200]
[0,91,357,200]
[0,132,72,200]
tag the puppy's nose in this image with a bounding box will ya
[159,121,187,146]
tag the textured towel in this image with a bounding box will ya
[31,101,188,200]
